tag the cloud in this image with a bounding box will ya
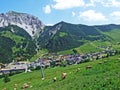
[85,3,95,7]
[79,10,107,22]
[85,0,109,7]
[43,5,51,14]
[109,11,120,24]
[99,0,120,7]
[72,11,76,17]
[52,0,85,10]
[110,0,120,7]
[51,0,120,10]
[87,0,120,7]
[85,0,98,7]
[110,11,120,20]
[110,11,120,17]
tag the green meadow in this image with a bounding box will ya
[58,40,113,55]
[0,55,120,90]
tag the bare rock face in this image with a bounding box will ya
[49,23,62,37]
[0,11,44,37]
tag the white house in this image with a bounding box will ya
[6,61,29,72]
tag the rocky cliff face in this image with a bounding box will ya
[0,11,44,36]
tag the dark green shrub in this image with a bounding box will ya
[3,74,10,83]
[35,66,41,70]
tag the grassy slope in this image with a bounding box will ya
[58,40,112,54]
[102,29,120,42]
[30,49,48,62]
[1,31,25,53]
[0,55,120,90]
[1,31,24,44]
[58,29,120,55]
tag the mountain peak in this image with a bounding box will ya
[0,11,44,37]
[59,21,66,23]
[7,11,31,16]
[58,21,71,25]
[7,11,22,15]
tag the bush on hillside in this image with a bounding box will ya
[3,74,10,83]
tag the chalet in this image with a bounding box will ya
[65,55,77,65]
[5,61,30,73]
[55,58,62,66]
[29,58,51,69]
[76,56,83,64]
[29,60,41,69]
[42,60,51,68]
[66,57,75,65]
[29,62,37,69]
[0,68,11,75]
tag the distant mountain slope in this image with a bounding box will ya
[38,22,120,52]
[95,24,120,32]
[0,25,37,63]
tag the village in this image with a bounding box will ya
[0,45,117,77]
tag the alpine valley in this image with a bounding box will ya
[0,11,120,63]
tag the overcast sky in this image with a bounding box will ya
[0,0,120,25]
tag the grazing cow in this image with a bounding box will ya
[14,84,18,88]
[118,58,120,60]
[30,85,33,88]
[62,72,67,80]
[2,88,6,90]
[104,60,108,63]
[53,77,57,82]
[76,68,80,72]
[14,87,17,90]
[14,84,18,90]
[86,65,92,69]
[21,83,29,89]
[98,62,102,64]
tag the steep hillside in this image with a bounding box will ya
[37,22,120,52]
[0,25,37,63]
[0,55,120,90]
[102,29,120,42]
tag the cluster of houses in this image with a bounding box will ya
[0,61,29,76]
[0,48,116,76]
